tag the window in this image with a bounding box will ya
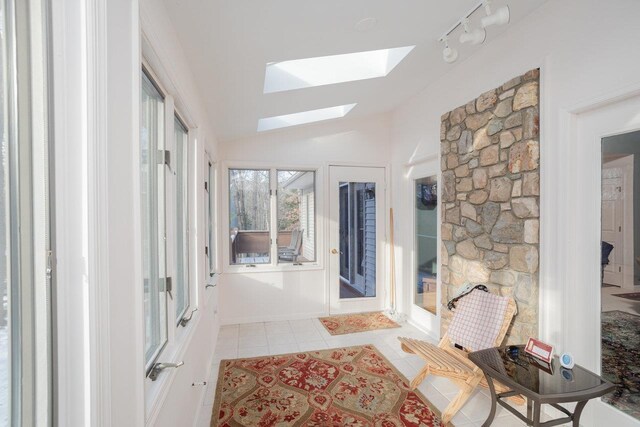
[206,161,216,275]
[1,0,53,423]
[227,167,316,267]
[229,169,271,265]
[174,116,189,322]
[263,46,415,93]
[140,70,168,368]
[277,170,316,263]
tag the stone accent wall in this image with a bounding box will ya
[440,69,540,344]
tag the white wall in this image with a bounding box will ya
[55,0,222,425]
[389,0,640,386]
[139,1,222,426]
[219,115,392,324]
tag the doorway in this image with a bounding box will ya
[565,94,640,426]
[329,166,385,314]
[600,132,640,421]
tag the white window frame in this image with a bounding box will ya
[222,161,324,273]
[140,60,200,419]
[1,0,53,424]
[173,113,191,324]
[140,66,169,372]
[205,156,217,281]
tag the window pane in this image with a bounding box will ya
[229,169,270,265]
[415,176,438,314]
[207,163,215,274]
[339,182,376,298]
[174,117,189,321]
[277,170,315,263]
[141,71,167,367]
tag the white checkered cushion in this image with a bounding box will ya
[447,289,510,351]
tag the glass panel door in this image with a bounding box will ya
[415,176,438,315]
[329,166,385,314]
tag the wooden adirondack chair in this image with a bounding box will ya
[398,290,521,424]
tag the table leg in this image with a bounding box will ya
[527,397,533,419]
[482,375,498,427]
[572,401,588,427]
[533,401,541,427]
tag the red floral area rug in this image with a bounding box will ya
[318,311,400,336]
[211,345,445,427]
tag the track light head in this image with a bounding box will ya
[459,19,486,45]
[481,4,510,28]
[441,38,458,63]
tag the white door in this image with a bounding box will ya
[601,162,624,286]
[329,166,385,314]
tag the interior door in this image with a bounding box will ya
[329,166,385,314]
[601,163,624,286]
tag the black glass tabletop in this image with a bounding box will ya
[469,346,609,398]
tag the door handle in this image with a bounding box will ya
[331,248,338,254]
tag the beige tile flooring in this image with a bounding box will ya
[602,285,640,315]
[194,318,548,427]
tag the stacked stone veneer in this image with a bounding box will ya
[440,69,540,344]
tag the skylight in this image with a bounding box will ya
[263,46,415,93]
[257,103,357,132]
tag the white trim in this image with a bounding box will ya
[50,0,92,424]
[86,0,112,424]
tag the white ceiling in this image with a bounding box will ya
[162,0,547,142]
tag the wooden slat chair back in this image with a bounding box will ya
[398,291,519,424]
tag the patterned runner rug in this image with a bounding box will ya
[318,311,400,335]
[601,310,640,420]
[212,345,445,426]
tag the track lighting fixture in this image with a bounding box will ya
[437,0,510,63]
[481,0,510,28]
[459,18,486,45]
[442,37,458,64]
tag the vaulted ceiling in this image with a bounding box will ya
[162,0,547,142]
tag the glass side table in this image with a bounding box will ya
[468,346,615,427]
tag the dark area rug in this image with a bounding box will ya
[612,292,640,301]
[601,310,640,419]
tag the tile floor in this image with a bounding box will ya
[195,318,563,427]
[602,285,640,315]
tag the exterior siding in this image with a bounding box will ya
[301,190,315,261]
[363,190,376,296]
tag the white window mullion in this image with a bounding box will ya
[270,168,278,265]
